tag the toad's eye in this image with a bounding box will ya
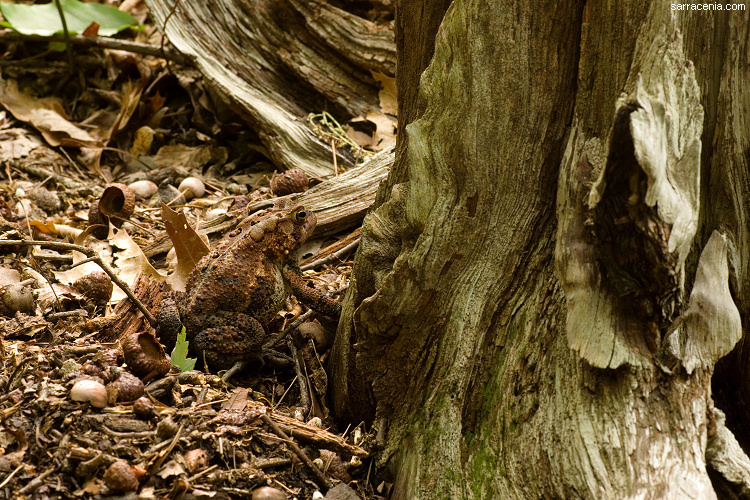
[290,208,307,225]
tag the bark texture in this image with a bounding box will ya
[331,0,750,498]
[144,0,395,176]
[328,0,452,424]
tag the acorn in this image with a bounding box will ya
[95,347,123,368]
[298,321,330,350]
[270,168,309,196]
[106,368,145,403]
[87,200,110,240]
[319,450,352,483]
[156,416,179,439]
[122,330,171,380]
[132,396,156,420]
[99,183,135,228]
[70,379,108,408]
[127,180,158,200]
[251,486,288,500]
[178,177,206,200]
[102,460,144,494]
[73,271,113,308]
[0,282,35,316]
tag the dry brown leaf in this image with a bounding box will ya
[366,111,396,151]
[371,71,397,115]
[153,144,212,171]
[53,240,112,288]
[28,220,56,236]
[0,78,100,148]
[345,126,373,149]
[156,459,186,479]
[161,203,210,292]
[36,283,85,312]
[223,387,250,411]
[0,128,43,161]
[111,229,165,301]
[82,80,144,179]
[106,80,143,141]
[54,224,84,241]
[0,267,22,285]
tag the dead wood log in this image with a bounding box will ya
[144,0,395,177]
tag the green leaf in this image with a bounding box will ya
[170,328,197,372]
[0,0,139,37]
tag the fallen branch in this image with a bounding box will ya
[0,29,189,64]
[0,239,156,326]
[261,413,333,491]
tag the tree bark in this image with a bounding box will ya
[330,0,750,499]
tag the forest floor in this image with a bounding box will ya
[0,2,387,499]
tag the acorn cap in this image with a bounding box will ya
[73,271,113,307]
[87,200,110,240]
[122,330,171,380]
[270,168,309,196]
[106,369,145,403]
[99,183,135,228]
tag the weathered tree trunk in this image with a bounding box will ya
[330,0,750,498]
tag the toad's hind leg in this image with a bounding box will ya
[193,313,265,371]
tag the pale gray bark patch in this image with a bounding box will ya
[706,408,750,494]
[559,10,703,370]
[669,231,742,374]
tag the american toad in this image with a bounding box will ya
[158,203,341,370]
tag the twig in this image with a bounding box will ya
[221,360,245,382]
[17,468,55,494]
[46,310,86,321]
[150,423,184,473]
[101,426,155,439]
[0,464,24,489]
[52,0,74,70]
[0,240,157,326]
[186,464,219,483]
[331,139,338,176]
[261,413,333,491]
[12,161,84,189]
[272,376,298,410]
[0,29,189,64]
[300,237,360,271]
[288,341,310,416]
[262,309,314,350]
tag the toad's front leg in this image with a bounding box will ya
[193,312,266,370]
[283,266,341,318]
[156,291,184,353]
